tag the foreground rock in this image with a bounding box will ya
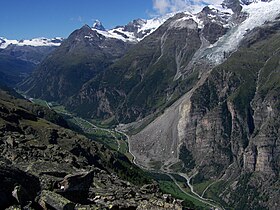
[0,87,182,209]
[39,190,75,210]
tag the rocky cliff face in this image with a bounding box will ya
[130,19,280,210]
[0,87,182,209]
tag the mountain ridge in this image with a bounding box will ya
[0,37,63,49]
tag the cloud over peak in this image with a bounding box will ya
[152,0,224,15]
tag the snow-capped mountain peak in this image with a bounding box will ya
[91,12,178,43]
[0,37,63,49]
[89,0,241,43]
[92,20,106,31]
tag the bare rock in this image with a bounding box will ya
[58,171,95,203]
[39,190,75,210]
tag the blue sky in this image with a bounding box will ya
[0,0,217,39]
[0,0,154,39]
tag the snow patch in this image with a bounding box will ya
[208,4,234,15]
[171,15,199,29]
[139,15,171,33]
[92,28,136,42]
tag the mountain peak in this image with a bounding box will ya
[93,20,106,31]
[81,24,92,31]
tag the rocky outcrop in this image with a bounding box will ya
[39,190,75,210]
[222,0,242,14]
[58,171,95,203]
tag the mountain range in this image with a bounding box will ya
[0,37,63,87]
[1,0,280,209]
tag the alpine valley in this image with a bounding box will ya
[1,0,280,209]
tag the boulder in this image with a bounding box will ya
[39,190,75,210]
[58,171,95,203]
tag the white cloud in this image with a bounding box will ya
[77,16,83,22]
[153,0,171,14]
[152,0,224,15]
[70,16,83,22]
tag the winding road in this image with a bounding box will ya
[116,127,224,210]
[166,173,222,210]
